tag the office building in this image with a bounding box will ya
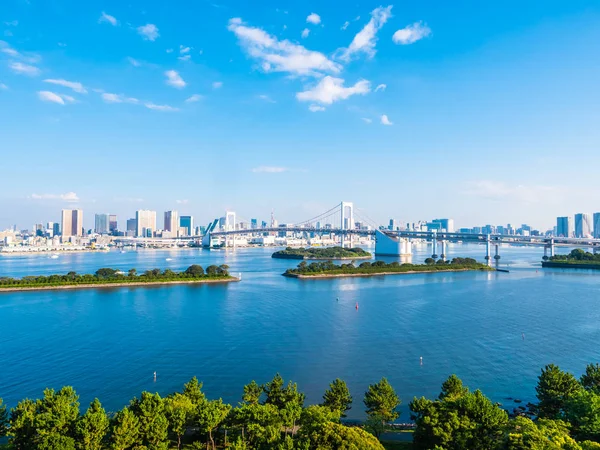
[95,213,110,234]
[594,213,600,238]
[126,218,137,232]
[261,220,268,229]
[428,218,454,232]
[575,213,592,238]
[556,216,573,238]
[109,215,117,233]
[164,210,179,235]
[251,218,258,229]
[52,222,60,237]
[136,210,156,237]
[388,219,397,231]
[180,216,194,236]
[61,209,83,238]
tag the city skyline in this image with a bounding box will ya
[2,0,600,228]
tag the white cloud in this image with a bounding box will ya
[212,81,223,89]
[165,70,186,89]
[127,57,141,67]
[0,40,40,63]
[185,94,203,103]
[166,48,174,53]
[10,61,40,76]
[4,20,18,26]
[258,94,275,103]
[375,83,386,92]
[101,93,139,104]
[341,21,350,30]
[338,5,392,61]
[0,83,7,90]
[296,76,370,105]
[301,28,310,39]
[99,12,118,26]
[178,54,191,61]
[392,21,431,45]
[43,79,87,94]
[463,181,561,204]
[144,102,179,112]
[31,192,79,202]
[37,91,76,105]
[380,114,393,125]
[137,23,159,41]
[252,166,288,173]
[179,45,191,54]
[306,13,321,25]
[308,104,325,112]
[228,18,341,77]
[176,199,189,204]
[361,117,372,123]
[58,42,67,47]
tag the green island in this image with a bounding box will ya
[272,246,372,260]
[284,257,493,278]
[3,362,600,449]
[0,264,236,292]
[542,249,600,270]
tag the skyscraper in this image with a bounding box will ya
[575,213,592,238]
[594,213,600,238]
[126,218,137,233]
[136,210,156,237]
[556,216,573,238]
[164,210,179,235]
[109,215,118,233]
[251,218,258,229]
[94,213,110,234]
[61,209,83,238]
[179,216,194,236]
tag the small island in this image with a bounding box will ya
[283,257,494,278]
[272,246,372,260]
[0,264,237,292]
[542,248,600,270]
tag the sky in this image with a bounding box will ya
[1,0,600,231]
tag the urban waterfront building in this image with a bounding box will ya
[388,219,397,231]
[556,216,573,238]
[94,213,110,234]
[135,210,157,237]
[126,218,137,235]
[180,216,194,236]
[109,215,117,233]
[574,213,592,238]
[251,218,258,229]
[164,210,179,236]
[594,213,600,238]
[61,209,83,238]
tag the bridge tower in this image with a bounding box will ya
[225,211,236,247]
[340,202,354,248]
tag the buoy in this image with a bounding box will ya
[336,297,339,302]
[153,371,157,381]
[522,333,525,340]
[420,356,423,365]
[355,302,359,310]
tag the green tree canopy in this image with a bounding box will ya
[196,398,231,450]
[322,378,353,418]
[0,397,8,438]
[364,377,400,423]
[95,268,118,278]
[536,364,582,419]
[242,380,263,405]
[75,398,108,450]
[128,392,169,450]
[300,421,385,450]
[500,417,580,449]
[109,407,140,450]
[185,265,205,276]
[565,389,600,442]
[183,376,206,408]
[164,393,194,450]
[581,364,600,394]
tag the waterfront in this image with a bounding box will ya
[1,244,599,421]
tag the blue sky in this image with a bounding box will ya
[1,0,600,231]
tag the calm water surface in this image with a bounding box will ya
[1,243,599,420]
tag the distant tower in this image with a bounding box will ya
[270,210,275,228]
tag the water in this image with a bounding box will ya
[1,243,599,421]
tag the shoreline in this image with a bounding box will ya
[272,254,372,260]
[541,261,600,270]
[284,268,493,279]
[0,277,239,293]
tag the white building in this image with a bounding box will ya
[575,213,592,238]
[164,210,179,236]
[136,210,157,237]
[61,209,83,238]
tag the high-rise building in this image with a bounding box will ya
[388,219,397,231]
[251,218,258,229]
[556,216,573,238]
[594,213,600,238]
[575,213,592,238]
[61,209,83,238]
[136,210,156,237]
[164,210,179,235]
[179,216,194,236]
[52,222,60,237]
[109,215,118,233]
[95,213,110,234]
[126,218,137,233]
[261,220,268,229]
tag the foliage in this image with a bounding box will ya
[197,399,231,450]
[500,416,581,449]
[128,392,169,449]
[164,393,194,449]
[549,249,600,263]
[273,246,372,260]
[300,421,386,449]
[322,378,353,418]
[581,364,600,394]
[285,257,492,277]
[242,380,263,405]
[76,398,109,450]
[364,378,401,424]
[536,364,582,419]
[110,407,140,450]
[0,398,7,438]
[565,390,600,442]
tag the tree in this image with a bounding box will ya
[205,265,220,276]
[230,403,282,448]
[500,417,580,449]
[298,405,340,437]
[536,364,581,419]
[128,269,137,278]
[8,398,36,449]
[75,398,109,450]
[95,268,118,278]
[183,377,206,412]
[164,393,194,450]
[129,392,169,450]
[185,265,205,277]
[564,389,600,442]
[581,364,600,394]
[242,381,263,405]
[0,397,8,438]
[439,374,469,400]
[35,387,80,447]
[425,258,435,265]
[300,421,385,450]
[322,379,353,418]
[110,407,140,450]
[197,399,231,450]
[364,378,400,424]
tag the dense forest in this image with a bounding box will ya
[547,249,600,264]
[3,363,600,449]
[272,247,371,260]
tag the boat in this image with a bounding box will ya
[50,254,59,259]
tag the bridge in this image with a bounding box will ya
[200,201,600,259]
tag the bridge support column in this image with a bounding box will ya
[544,246,548,259]
[485,235,491,261]
[494,244,500,261]
[550,239,555,257]
[432,231,438,259]
[440,240,446,260]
